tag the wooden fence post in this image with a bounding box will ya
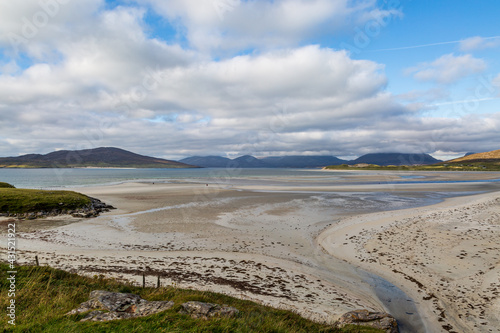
[35,255,39,266]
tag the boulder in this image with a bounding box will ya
[179,301,239,319]
[337,309,399,333]
[67,290,174,322]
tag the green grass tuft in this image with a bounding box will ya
[0,188,91,214]
[0,264,383,332]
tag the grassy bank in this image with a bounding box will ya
[0,182,15,188]
[0,185,91,214]
[0,264,381,332]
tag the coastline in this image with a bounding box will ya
[318,191,500,332]
[2,174,499,332]
[6,182,385,323]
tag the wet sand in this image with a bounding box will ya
[11,183,384,322]
[318,192,500,332]
[2,171,500,332]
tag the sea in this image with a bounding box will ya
[1,167,499,189]
[0,167,338,189]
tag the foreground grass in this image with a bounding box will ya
[0,187,91,214]
[0,264,381,332]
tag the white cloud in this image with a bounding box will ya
[0,43,397,156]
[397,88,449,103]
[0,0,104,59]
[459,36,500,52]
[406,54,487,84]
[1,1,499,160]
[493,73,500,91]
[136,0,401,54]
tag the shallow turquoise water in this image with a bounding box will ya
[1,167,499,190]
[0,168,332,189]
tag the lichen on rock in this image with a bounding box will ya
[66,290,174,322]
[179,301,240,319]
[337,309,399,333]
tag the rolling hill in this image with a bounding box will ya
[350,153,441,166]
[444,149,500,164]
[0,147,197,169]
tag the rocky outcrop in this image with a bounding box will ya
[66,291,241,323]
[337,309,399,333]
[179,301,240,319]
[70,197,115,218]
[66,290,174,322]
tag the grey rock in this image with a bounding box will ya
[67,290,174,322]
[179,301,239,319]
[337,309,399,333]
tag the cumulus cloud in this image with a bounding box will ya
[136,0,401,54]
[0,41,401,157]
[459,36,500,52]
[406,54,486,84]
[0,1,499,160]
[0,0,104,59]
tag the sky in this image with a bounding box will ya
[0,0,499,160]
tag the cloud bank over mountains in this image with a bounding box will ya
[0,0,499,160]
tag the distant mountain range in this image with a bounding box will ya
[180,155,349,168]
[0,147,196,169]
[181,153,441,168]
[0,147,446,169]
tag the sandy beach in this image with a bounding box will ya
[2,171,500,332]
[319,191,500,332]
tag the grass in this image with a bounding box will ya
[0,188,91,214]
[0,182,15,188]
[0,264,383,332]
